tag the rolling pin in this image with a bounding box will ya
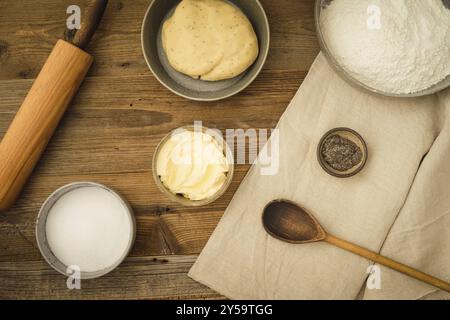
[0,0,108,211]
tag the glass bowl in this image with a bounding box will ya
[152,125,234,206]
[315,0,450,98]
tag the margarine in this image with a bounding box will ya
[156,130,229,200]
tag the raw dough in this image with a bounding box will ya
[162,0,259,81]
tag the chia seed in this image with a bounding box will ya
[321,134,363,171]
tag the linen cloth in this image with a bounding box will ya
[188,53,450,299]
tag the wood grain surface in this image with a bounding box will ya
[0,0,319,299]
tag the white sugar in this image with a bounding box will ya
[45,186,132,273]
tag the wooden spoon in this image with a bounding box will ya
[262,199,450,293]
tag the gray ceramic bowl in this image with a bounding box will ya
[141,0,270,101]
[315,0,450,97]
[36,182,136,279]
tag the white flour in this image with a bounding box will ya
[320,0,450,94]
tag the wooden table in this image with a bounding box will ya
[0,0,319,299]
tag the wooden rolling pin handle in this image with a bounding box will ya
[0,40,93,211]
[72,0,109,49]
[325,234,450,293]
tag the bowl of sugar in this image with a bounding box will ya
[36,182,136,279]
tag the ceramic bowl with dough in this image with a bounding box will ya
[162,0,259,81]
[142,0,270,101]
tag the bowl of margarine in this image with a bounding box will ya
[153,126,234,206]
[142,0,270,101]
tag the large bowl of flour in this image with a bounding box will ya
[316,0,450,97]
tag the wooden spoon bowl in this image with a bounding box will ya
[263,200,326,243]
[262,199,450,293]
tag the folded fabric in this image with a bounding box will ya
[362,89,450,300]
[189,53,449,299]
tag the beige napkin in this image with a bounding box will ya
[362,88,450,300]
[188,53,450,299]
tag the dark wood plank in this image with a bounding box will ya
[0,0,318,80]
[0,255,223,299]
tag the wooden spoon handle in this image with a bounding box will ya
[325,234,450,293]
